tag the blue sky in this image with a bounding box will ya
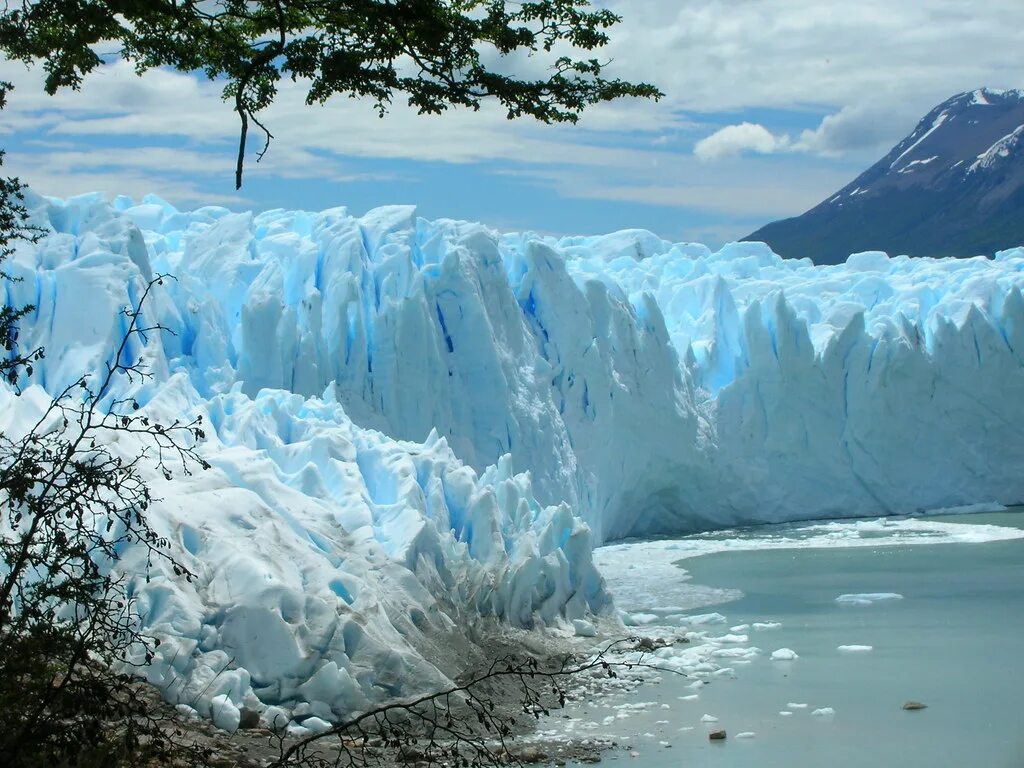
[2,0,1023,248]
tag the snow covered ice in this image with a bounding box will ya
[6,191,1024,728]
[836,593,904,605]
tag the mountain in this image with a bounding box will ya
[745,88,1024,263]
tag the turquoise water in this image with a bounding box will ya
[570,513,1024,768]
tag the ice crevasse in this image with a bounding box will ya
[5,192,1024,727]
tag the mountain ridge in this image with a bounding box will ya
[744,88,1024,263]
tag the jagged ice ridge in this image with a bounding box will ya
[5,192,1024,731]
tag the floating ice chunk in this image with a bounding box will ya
[787,702,808,709]
[712,647,760,660]
[684,613,728,626]
[752,622,781,630]
[729,624,750,632]
[701,714,719,723]
[836,593,903,605]
[770,648,799,660]
[779,711,793,717]
[838,644,873,652]
[710,633,749,644]
[736,732,756,738]
[617,701,657,710]
[627,613,661,625]
[812,707,835,717]
[678,694,699,701]
[573,618,598,637]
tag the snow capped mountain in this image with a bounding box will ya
[746,88,1024,263]
[7,191,1024,730]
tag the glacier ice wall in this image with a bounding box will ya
[1,193,610,728]
[12,193,698,542]
[0,379,604,728]
[567,241,1024,532]
[5,191,1024,724]
[11,193,1024,540]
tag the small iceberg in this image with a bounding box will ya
[836,593,903,605]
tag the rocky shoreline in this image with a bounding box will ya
[137,625,685,767]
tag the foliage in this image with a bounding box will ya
[0,88,212,760]
[0,0,662,187]
[0,82,43,388]
[0,270,214,766]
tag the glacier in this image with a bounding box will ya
[4,191,1024,729]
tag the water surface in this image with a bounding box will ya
[567,512,1024,768]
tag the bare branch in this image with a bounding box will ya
[274,637,684,768]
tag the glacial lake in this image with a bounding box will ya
[557,511,1024,768]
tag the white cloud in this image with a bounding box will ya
[697,101,940,161]
[3,160,244,208]
[694,122,790,160]
[602,0,1024,115]
[2,0,1024,230]
[795,103,923,155]
[0,58,690,179]
[500,156,854,219]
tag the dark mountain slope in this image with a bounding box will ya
[745,89,1024,264]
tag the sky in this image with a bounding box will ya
[1,0,1023,248]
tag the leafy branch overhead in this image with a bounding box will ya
[0,0,663,188]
